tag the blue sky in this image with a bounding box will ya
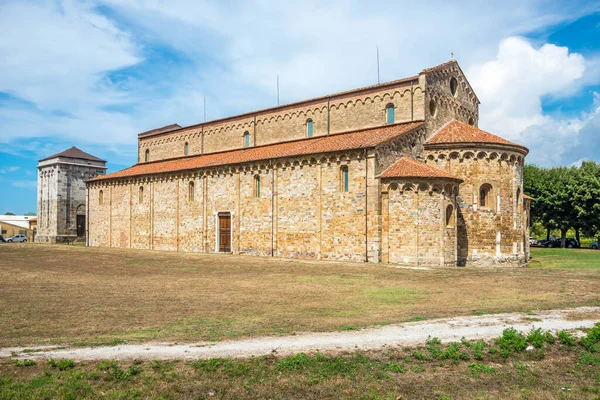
[1,0,599,214]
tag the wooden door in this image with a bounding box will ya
[76,215,86,237]
[218,213,231,252]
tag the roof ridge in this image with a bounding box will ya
[377,156,462,181]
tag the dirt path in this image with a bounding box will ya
[2,307,599,362]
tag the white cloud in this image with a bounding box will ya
[466,37,599,166]
[11,180,37,189]
[0,166,20,174]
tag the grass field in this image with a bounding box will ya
[1,244,599,348]
[1,326,599,399]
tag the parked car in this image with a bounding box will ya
[590,241,598,250]
[538,238,560,248]
[6,234,27,243]
[529,237,538,246]
[0,235,5,243]
[565,238,580,248]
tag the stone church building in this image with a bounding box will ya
[37,147,106,243]
[87,60,531,266]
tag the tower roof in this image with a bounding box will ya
[39,147,106,163]
[425,120,528,154]
[377,157,462,181]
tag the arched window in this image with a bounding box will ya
[184,142,189,156]
[99,190,104,205]
[429,99,437,117]
[139,186,144,204]
[254,175,261,198]
[479,184,492,207]
[450,77,458,96]
[386,104,395,125]
[446,204,454,227]
[189,181,195,202]
[243,131,250,147]
[340,166,349,192]
[145,149,150,162]
[468,117,475,126]
[516,187,521,213]
[307,119,314,137]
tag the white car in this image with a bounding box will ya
[7,234,27,243]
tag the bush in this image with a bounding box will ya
[14,359,36,367]
[97,360,140,380]
[48,359,75,370]
[496,328,528,358]
[557,330,577,346]
[526,327,554,349]
[469,363,496,377]
[473,341,486,361]
[580,323,600,352]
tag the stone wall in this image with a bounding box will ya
[381,180,458,266]
[423,147,527,265]
[88,150,375,263]
[138,80,423,163]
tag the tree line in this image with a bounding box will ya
[524,161,600,247]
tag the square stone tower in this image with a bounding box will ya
[37,147,107,243]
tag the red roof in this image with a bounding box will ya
[378,157,462,181]
[425,120,528,153]
[523,194,535,200]
[39,147,106,162]
[91,121,424,182]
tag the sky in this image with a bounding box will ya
[1,0,599,215]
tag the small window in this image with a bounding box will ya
[386,104,395,125]
[516,188,521,213]
[145,149,150,162]
[429,99,437,117]
[450,77,458,96]
[243,131,250,147]
[184,142,189,156]
[307,119,314,137]
[99,190,104,205]
[468,117,474,126]
[189,181,195,202]
[340,166,349,193]
[479,184,492,207]
[139,186,144,204]
[254,175,261,198]
[446,204,454,227]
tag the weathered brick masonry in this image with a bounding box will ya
[88,60,531,266]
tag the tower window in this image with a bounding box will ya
[450,77,458,96]
[307,119,314,138]
[386,104,395,125]
[145,149,150,162]
[189,181,195,202]
[468,117,475,125]
[184,142,189,156]
[340,166,349,193]
[99,190,104,205]
[479,184,492,207]
[243,131,250,147]
[254,175,261,198]
[139,186,144,204]
[516,187,521,213]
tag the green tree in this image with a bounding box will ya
[3,212,15,215]
[24,212,36,216]
[572,161,600,244]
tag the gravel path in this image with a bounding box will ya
[2,307,598,361]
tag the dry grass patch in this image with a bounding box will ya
[0,244,599,347]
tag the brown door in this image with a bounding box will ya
[218,213,231,252]
[77,215,86,237]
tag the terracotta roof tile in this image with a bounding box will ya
[39,147,106,162]
[523,194,535,200]
[378,157,462,181]
[425,120,528,153]
[91,121,424,182]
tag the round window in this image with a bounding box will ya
[450,77,458,96]
[429,99,437,117]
